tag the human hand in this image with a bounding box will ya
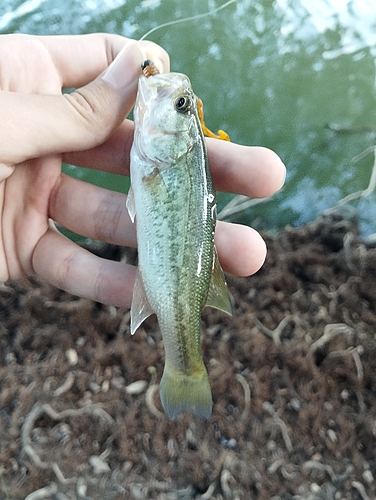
[0,33,168,300]
[0,34,285,308]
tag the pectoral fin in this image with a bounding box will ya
[204,248,232,315]
[126,186,136,223]
[130,270,155,335]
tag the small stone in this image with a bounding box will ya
[310,483,321,493]
[327,429,338,443]
[220,437,237,449]
[267,440,277,452]
[89,455,110,474]
[77,478,87,497]
[323,402,333,411]
[125,380,148,395]
[5,352,16,364]
[111,376,125,390]
[89,381,100,394]
[75,336,86,347]
[362,469,374,484]
[289,398,301,412]
[66,349,78,366]
[340,389,349,401]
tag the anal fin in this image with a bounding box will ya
[130,270,155,335]
[204,247,232,315]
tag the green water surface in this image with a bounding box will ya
[2,0,376,235]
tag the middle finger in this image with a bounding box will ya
[49,173,137,247]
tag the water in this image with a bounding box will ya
[2,0,376,235]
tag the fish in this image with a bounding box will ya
[127,65,232,419]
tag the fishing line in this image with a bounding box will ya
[138,0,237,41]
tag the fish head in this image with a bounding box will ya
[133,72,201,164]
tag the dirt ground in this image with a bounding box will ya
[1,207,376,500]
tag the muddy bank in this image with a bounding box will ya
[1,208,376,500]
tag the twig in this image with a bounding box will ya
[217,194,274,220]
[352,347,364,381]
[235,374,251,421]
[220,468,235,498]
[200,482,216,499]
[337,145,376,205]
[24,483,58,500]
[42,403,114,424]
[145,384,163,418]
[281,466,296,480]
[352,481,370,500]
[53,372,75,397]
[51,463,76,485]
[21,402,114,483]
[0,467,10,500]
[352,145,376,163]
[352,347,366,411]
[22,444,47,469]
[263,402,293,452]
[309,323,353,353]
[44,298,91,311]
[303,460,336,482]
[255,316,294,345]
[268,458,285,474]
[325,346,354,361]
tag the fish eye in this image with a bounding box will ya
[175,95,191,113]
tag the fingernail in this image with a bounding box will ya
[102,41,145,90]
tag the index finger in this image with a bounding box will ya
[207,139,286,198]
[63,124,286,199]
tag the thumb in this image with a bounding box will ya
[1,41,154,165]
[65,41,147,148]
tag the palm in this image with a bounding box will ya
[0,37,64,280]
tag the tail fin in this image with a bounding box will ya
[159,366,212,420]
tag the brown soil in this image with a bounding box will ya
[1,208,376,500]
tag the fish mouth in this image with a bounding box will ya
[135,72,194,132]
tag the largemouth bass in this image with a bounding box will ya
[127,66,232,419]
